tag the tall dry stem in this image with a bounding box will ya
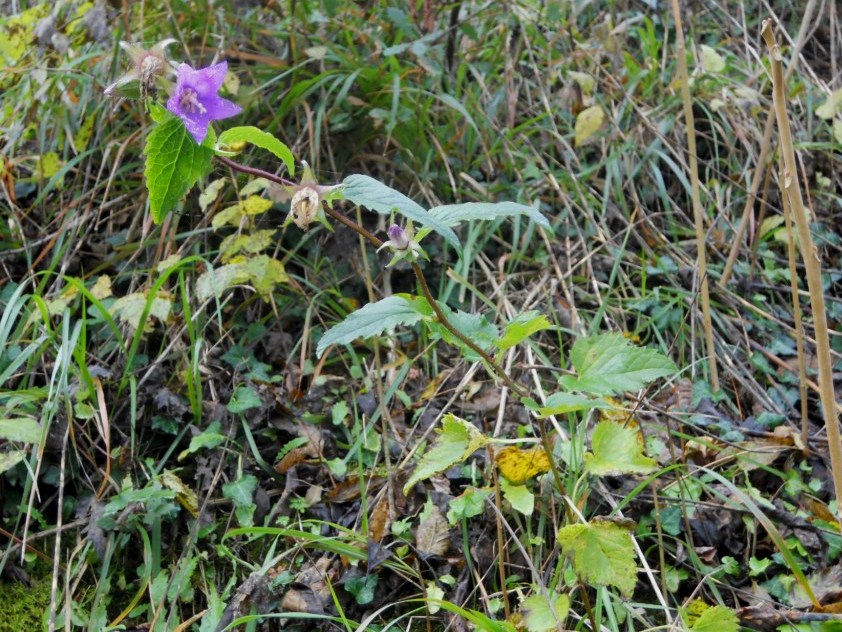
[762,20,842,519]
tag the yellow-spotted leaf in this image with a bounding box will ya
[574,105,605,146]
[557,520,637,595]
[584,420,658,476]
[496,447,551,484]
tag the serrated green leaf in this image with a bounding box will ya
[446,487,489,525]
[584,420,658,476]
[523,392,609,417]
[316,295,426,358]
[557,521,637,595]
[563,333,676,395]
[500,478,534,516]
[522,591,570,632]
[217,126,295,175]
[402,414,489,494]
[341,174,460,249]
[690,605,739,632]
[0,417,42,443]
[497,311,552,351]
[428,309,498,362]
[144,109,214,223]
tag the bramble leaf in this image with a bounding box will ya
[341,174,460,249]
[427,201,551,230]
[403,414,489,494]
[317,295,427,358]
[557,520,637,595]
[522,591,570,632]
[217,126,295,175]
[561,333,676,395]
[584,420,658,476]
[144,106,214,223]
[496,311,552,351]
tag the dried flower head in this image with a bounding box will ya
[166,61,242,144]
[289,186,321,230]
[104,39,176,99]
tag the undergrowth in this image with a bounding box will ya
[1,1,841,631]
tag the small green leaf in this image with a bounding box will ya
[403,414,489,494]
[557,520,637,595]
[144,107,214,223]
[178,421,227,460]
[584,420,658,476]
[690,606,739,632]
[523,392,608,417]
[699,44,726,73]
[521,591,570,632]
[562,333,676,395]
[0,417,42,443]
[345,575,378,605]
[227,385,262,413]
[317,295,426,358]
[500,478,534,516]
[496,311,552,351]
[341,174,460,249]
[217,126,295,175]
[223,475,258,527]
[446,487,489,525]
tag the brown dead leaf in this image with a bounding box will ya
[327,474,387,503]
[368,495,391,543]
[416,505,449,557]
[275,447,310,474]
[281,557,334,615]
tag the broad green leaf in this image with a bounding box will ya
[111,292,172,332]
[196,264,250,301]
[0,417,42,443]
[217,126,295,175]
[574,105,605,146]
[523,392,608,417]
[341,174,460,249]
[522,591,570,632]
[496,311,552,351]
[557,520,637,595]
[562,333,676,395]
[428,309,498,362]
[426,201,551,231]
[690,605,739,632]
[317,295,426,358]
[227,385,262,413]
[178,421,227,460]
[816,88,842,119]
[144,107,214,223]
[500,478,534,516]
[584,420,658,476]
[402,414,489,494]
[699,44,726,72]
[223,474,258,527]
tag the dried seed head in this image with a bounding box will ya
[289,186,321,230]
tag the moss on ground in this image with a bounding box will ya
[0,574,52,632]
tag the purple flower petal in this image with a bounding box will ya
[166,61,241,144]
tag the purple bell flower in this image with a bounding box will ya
[166,61,242,144]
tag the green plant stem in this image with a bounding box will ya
[762,21,842,522]
[216,156,526,396]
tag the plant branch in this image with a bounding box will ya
[216,155,526,395]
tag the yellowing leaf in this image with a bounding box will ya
[246,255,288,298]
[402,414,489,494]
[111,292,172,331]
[199,178,226,213]
[568,71,595,95]
[584,420,658,476]
[241,195,273,216]
[91,275,112,300]
[223,69,240,95]
[37,152,62,180]
[160,470,199,517]
[699,44,725,73]
[73,113,97,153]
[816,88,842,119]
[690,605,739,632]
[521,591,570,632]
[574,105,605,146]
[834,120,842,144]
[220,229,276,262]
[496,447,550,484]
[196,264,250,301]
[426,582,445,614]
[557,520,637,595]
